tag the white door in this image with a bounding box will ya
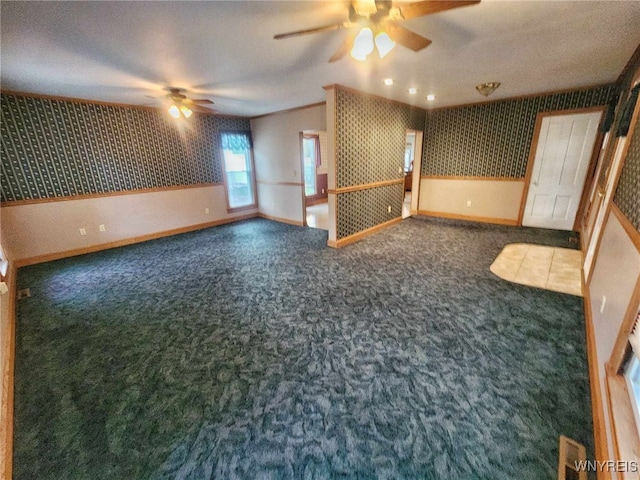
[522,111,602,230]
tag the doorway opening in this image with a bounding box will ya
[403,130,423,219]
[301,131,328,230]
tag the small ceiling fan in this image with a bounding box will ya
[161,88,216,118]
[274,0,480,62]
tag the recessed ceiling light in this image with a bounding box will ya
[408,88,417,94]
[383,78,393,86]
[426,94,436,101]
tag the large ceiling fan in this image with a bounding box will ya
[274,0,480,62]
[163,88,216,118]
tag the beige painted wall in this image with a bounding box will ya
[250,104,326,225]
[418,178,525,221]
[1,185,255,262]
[256,184,304,224]
[588,212,640,466]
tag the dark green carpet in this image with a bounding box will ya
[14,217,592,479]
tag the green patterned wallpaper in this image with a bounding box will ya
[1,94,250,203]
[334,88,425,239]
[614,111,640,231]
[337,184,404,239]
[336,89,425,188]
[422,85,616,178]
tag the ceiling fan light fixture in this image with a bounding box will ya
[180,105,193,118]
[353,0,377,17]
[168,104,181,118]
[476,82,501,97]
[374,31,395,59]
[351,27,374,61]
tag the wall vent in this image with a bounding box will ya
[17,288,31,300]
[558,435,587,480]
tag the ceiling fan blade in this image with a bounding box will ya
[189,104,217,113]
[274,22,349,40]
[392,0,480,21]
[190,99,214,105]
[328,30,358,63]
[386,23,432,52]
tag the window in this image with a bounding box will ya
[220,131,256,210]
[625,355,640,434]
[626,312,640,434]
[404,132,415,173]
[0,244,8,285]
[404,144,413,172]
[303,136,317,196]
[607,306,640,465]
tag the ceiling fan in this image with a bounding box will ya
[274,0,480,62]
[162,88,216,118]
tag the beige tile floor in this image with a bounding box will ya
[490,243,583,296]
[402,192,412,219]
[306,202,329,231]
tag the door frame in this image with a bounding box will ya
[517,106,606,227]
[580,129,614,248]
[299,131,307,226]
[572,127,606,231]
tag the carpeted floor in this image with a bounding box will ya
[14,217,592,479]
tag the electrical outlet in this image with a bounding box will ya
[99,224,106,232]
[79,228,87,236]
[600,295,606,314]
[398,167,403,174]
[205,208,210,214]
[322,188,325,194]
[467,200,472,207]
[293,169,297,178]
[387,205,392,213]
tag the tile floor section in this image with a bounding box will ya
[402,192,412,219]
[490,243,583,296]
[305,202,329,231]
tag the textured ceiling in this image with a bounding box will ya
[1,1,639,117]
